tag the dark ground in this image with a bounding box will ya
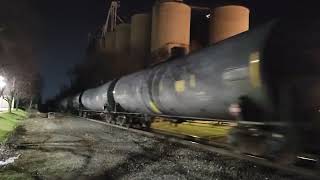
[0,116,309,180]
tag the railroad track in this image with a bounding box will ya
[80,116,320,179]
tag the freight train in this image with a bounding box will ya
[59,17,320,162]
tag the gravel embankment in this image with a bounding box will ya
[0,116,308,180]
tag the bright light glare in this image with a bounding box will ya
[0,76,6,88]
[206,14,211,18]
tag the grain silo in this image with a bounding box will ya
[104,32,116,54]
[151,1,191,61]
[130,13,152,68]
[95,37,104,53]
[209,5,249,43]
[115,23,131,53]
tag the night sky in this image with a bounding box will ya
[0,0,308,101]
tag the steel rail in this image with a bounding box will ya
[79,116,320,179]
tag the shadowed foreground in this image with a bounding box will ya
[0,116,302,180]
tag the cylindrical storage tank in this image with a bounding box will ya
[151,1,191,55]
[95,38,104,53]
[81,80,117,112]
[115,24,131,53]
[209,5,249,43]
[130,13,152,68]
[104,32,116,54]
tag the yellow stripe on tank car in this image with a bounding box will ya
[190,74,196,88]
[175,80,185,93]
[149,101,161,114]
[249,52,262,88]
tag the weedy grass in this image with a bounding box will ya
[0,110,27,143]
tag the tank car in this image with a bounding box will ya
[77,80,118,118]
[114,22,273,120]
[113,17,320,157]
[59,95,78,113]
[65,16,320,160]
[71,93,81,112]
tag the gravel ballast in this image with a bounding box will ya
[0,116,307,180]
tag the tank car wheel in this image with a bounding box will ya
[123,123,131,128]
[124,117,133,128]
[269,129,299,165]
[116,115,127,126]
[141,115,152,130]
[110,118,116,124]
[142,121,151,130]
[105,114,113,123]
[228,127,272,156]
[229,126,297,164]
[135,123,142,129]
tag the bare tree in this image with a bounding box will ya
[2,77,15,113]
[0,25,40,113]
